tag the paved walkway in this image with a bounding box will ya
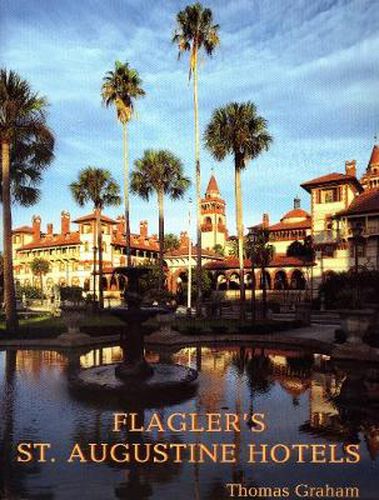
[1,321,378,364]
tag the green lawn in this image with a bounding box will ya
[0,313,301,339]
[0,312,126,339]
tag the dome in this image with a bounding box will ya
[281,208,310,222]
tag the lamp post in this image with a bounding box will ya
[187,198,192,315]
[315,248,325,311]
[247,228,258,324]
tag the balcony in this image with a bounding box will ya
[313,230,340,244]
[346,224,379,238]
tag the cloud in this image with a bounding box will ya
[2,0,378,237]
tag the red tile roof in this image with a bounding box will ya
[164,245,222,259]
[337,188,379,216]
[205,174,220,195]
[112,234,159,252]
[72,213,118,224]
[269,219,311,231]
[368,145,379,166]
[12,225,34,234]
[204,254,311,270]
[301,172,363,193]
[282,208,310,220]
[17,232,81,250]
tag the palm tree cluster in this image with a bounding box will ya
[1,2,273,330]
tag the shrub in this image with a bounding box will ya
[60,286,84,304]
[211,325,228,334]
[182,326,203,336]
[334,328,347,344]
[319,270,379,309]
[15,284,43,300]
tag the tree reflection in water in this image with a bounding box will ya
[2,347,379,498]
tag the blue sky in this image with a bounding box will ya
[1,0,378,238]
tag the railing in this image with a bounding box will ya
[346,225,379,237]
[313,230,340,244]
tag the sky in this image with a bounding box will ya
[1,0,378,239]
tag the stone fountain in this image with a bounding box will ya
[70,266,198,403]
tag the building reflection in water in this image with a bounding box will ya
[1,345,379,498]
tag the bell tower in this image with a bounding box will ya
[360,143,379,190]
[200,174,227,250]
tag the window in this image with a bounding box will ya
[324,190,335,203]
[322,187,341,203]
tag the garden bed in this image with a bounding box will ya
[173,318,303,336]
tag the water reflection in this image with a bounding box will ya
[0,345,378,498]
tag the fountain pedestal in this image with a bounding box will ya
[69,266,198,405]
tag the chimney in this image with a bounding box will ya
[262,213,270,229]
[139,220,148,238]
[116,216,125,236]
[61,211,70,235]
[47,223,53,236]
[32,215,41,241]
[180,231,189,248]
[345,160,356,177]
[294,196,301,209]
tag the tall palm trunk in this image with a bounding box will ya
[158,189,165,291]
[96,208,104,309]
[235,160,245,320]
[1,140,18,332]
[123,122,131,267]
[39,273,44,306]
[193,45,202,317]
[92,215,97,309]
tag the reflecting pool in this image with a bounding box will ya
[0,345,378,499]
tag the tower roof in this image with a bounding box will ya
[205,174,220,196]
[368,144,379,167]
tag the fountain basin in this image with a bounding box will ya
[71,362,198,398]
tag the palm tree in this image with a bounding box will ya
[101,61,145,267]
[246,228,274,319]
[204,102,272,319]
[30,257,50,304]
[173,2,220,315]
[70,167,121,309]
[287,235,315,300]
[131,149,190,290]
[0,69,54,332]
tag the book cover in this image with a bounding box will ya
[1,1,379,499]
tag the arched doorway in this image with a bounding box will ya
[216,273,228,291]
[274,270,288,290]
[290,270,306,290]
[229,273,240,290]
[259,271,271,290]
